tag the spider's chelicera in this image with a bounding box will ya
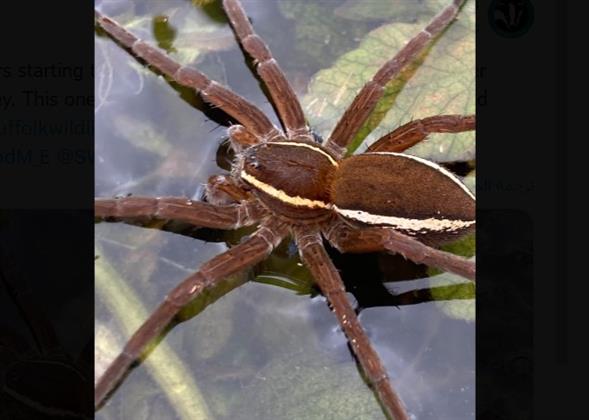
[95,1,475,419]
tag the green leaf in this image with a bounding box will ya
[303,0,475,162]
[464,169,476,193]
[428,270,476,321]
[440,231,476,258]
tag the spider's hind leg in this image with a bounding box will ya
[294,227,409,420]
[366,114,475,153]
[324,221,475,280]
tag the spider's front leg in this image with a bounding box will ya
[95,196,263,230]
[94,10,282,141]
[294,227,409,420]
[366,114,475,153]
[96,219,288,409]
[324,221,475,280]
[223,0,311,141]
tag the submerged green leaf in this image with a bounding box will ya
[440,231,476,258]
[303,0,475,162]
[464,169,476,193]
[428,270,475,321]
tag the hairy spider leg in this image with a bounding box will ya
[95,1,475,417]
[223,0,311,141]
[324,221,475,280]
[323,0,467,158]
[367,114,475,153]
[95,220,288,409]
[94,11,282,142]
[95,197,263,230]
[295,227,409,420]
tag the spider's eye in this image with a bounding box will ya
[311,130,323,144]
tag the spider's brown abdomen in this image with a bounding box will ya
[332,153,475,244]
[238,141,338,221]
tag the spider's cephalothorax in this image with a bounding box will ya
[237,140,338,222]
[238,140,475,243]
[95,1,474,419]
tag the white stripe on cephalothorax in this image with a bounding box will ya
[364,152,476,201]
[334,206,475,232]
[269,142,339,166]
[240,170,330,209]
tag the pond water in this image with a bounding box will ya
[95,0,475,419]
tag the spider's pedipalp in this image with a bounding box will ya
[227,124,261,153]
[205,174,252,205]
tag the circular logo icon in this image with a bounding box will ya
[488,0,535,38]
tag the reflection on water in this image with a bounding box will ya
[95,0,475,419]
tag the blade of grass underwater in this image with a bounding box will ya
[95,246,212,420]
